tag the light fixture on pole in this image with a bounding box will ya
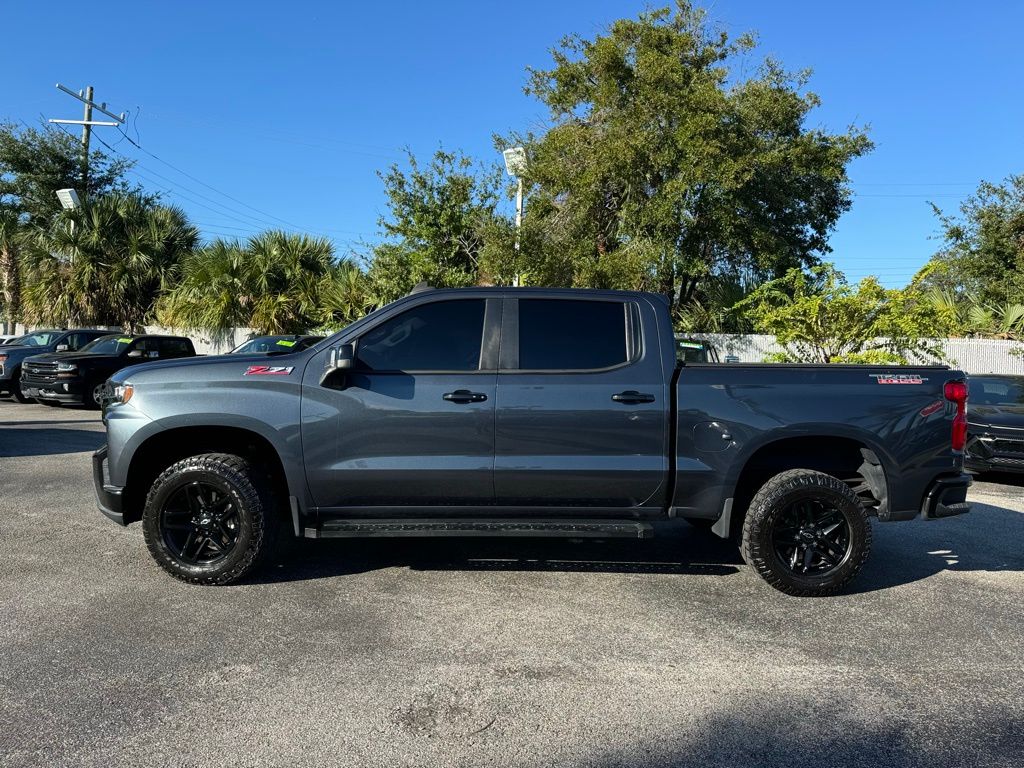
[56,188,82,210]
[502,147,527,287]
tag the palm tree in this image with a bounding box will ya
[160,231,341,340]
[0,208,23,334]
[22,193,198,330]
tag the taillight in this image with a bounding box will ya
[944,379,969,452]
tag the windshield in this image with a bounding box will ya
[971,376,1024,406]
[79,335,135,355]
[11,331,62,347]
[232,336,300,354]
[676,339,710,363]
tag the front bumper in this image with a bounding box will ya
[92,445,126,525]
[965,432,1024,474]
[21,375,87,404]
[920,473,971,519]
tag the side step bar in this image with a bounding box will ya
[306,519,654,539]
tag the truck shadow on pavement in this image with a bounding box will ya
[261,501,1024,592]
[0,426,105,457]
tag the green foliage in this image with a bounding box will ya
[915,173,1024,308]
[0,208,23,332]
[159,231,360,340]
[22,193,197,330]
[498,1,871,323]
[736,264,949,363]
[0,121,143,223]
[366,149,505,304]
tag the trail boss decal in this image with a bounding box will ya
[243,365,294,376]
[870,373,928,385]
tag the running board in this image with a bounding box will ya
[306,519,654,539]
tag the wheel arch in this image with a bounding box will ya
[122,424,292,526]
[716,430,891,539]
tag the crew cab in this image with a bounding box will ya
[0,329,108,403]
[93,288,971,595]
[23,334,196,408]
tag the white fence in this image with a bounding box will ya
[692,334,1024,375]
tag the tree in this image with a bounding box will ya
[915,173,1024,308]
[0,122,141,222]
[159,231,341,340]
[366,149,506,304]
[0,121,146,329]
[22,193,197,330]
[500,1,871,320]
[0,208,22,333]
[735,264,949,363]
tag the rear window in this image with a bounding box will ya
[518,299,629,370]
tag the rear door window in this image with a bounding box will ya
[517,299,629,370]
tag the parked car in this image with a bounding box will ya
[0,334,20,345]
[0,329,109,403]
[94,288,970,595]
[22,334,196,408]
[229,335,324,355]
[964,373,1024,474]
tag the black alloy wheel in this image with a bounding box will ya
[770,498,851,576]
[160,481,242,566]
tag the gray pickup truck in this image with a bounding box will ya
[93,288,971,596]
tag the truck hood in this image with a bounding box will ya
[25,351,121,365]
[108,353,302,383]
[1,344,55,357]
[968,404,1024,430]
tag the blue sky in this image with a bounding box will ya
[3,1,1022,286]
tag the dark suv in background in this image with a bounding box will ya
[0,329,108,403]
[22,334,196,408]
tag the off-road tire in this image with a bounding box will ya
[142,453,280,585]
[741,469,872,597]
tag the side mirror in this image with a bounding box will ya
[55,344,69,352]
[320,343,355,386]
[127,350,144,359]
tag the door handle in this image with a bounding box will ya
[443,389,488,404]
[611,390,655,404]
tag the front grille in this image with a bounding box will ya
[988,438,1024,456]
[24,361,58,375]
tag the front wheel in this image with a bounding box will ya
[142,453,280,585]
[11,369,29,403]
[741,469,872,597]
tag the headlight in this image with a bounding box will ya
[56,361,78,372]
[112,383,134,405]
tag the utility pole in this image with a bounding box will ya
[48,84,126,200]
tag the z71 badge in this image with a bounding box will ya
[870,373,928,385]
[243,365,295,376]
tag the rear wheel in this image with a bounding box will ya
[142,453,280,585]
[741,469,871,597]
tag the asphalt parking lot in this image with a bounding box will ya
[1,399,1022,768]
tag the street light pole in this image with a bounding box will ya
[502,147,527,287]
